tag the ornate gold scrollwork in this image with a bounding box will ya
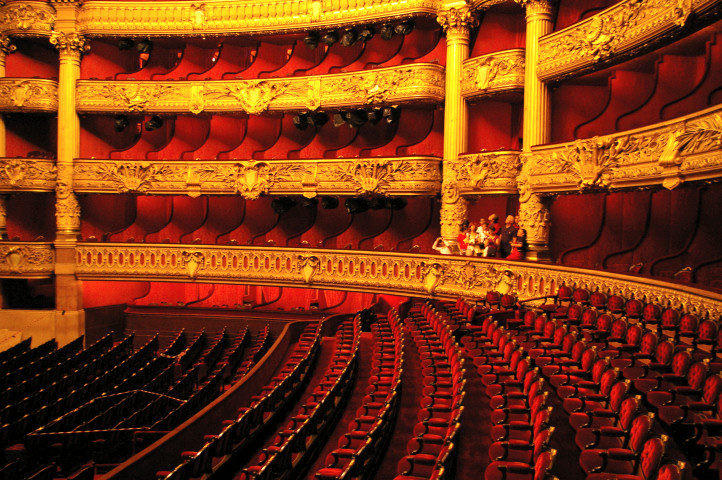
[0,79,58,112]
[49,31,90,56]
[297,253,320,284]
[437,5,479,36]
[0,243,53,275]
[340,159,414,195]
[0,2,54,35]
[454,152,522,192]
[182,251,205,279]
[96,162,170,194]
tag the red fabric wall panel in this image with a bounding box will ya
[81,39,138,80]
[106,195,172,242]
[554,1,619,31]
[372,198,434,252]
[151,44,217,80]
[115,45,182,80]
[109,119,171,160]
[148,116,211,161]
[79,194,135,241]
[395,107,443,157]
[5,194,55,241]
[5,40,58,78]
[239,42,292,79]
[334,207,392,250]
[260,114,317,160]
[4,115,57,157]
[470,11,525,57]
[80,115,142,158]
[549,192,605,264]
[186,196,245,244]
[467,101,521,152]
[295,203,351,249]
[550,81,608,143]
[271,39,325,77]
[83,281,149,309]
[219,196,276,245]
[189,116,246,160]
[296,122,357,159]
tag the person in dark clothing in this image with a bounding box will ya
[499,215,518,258]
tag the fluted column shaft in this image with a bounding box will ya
[438,5,478,247]
[0,36,14,161]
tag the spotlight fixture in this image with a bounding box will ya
[358,26,376,42]
[344,197,370,214]
[394,20,415,36]
[114,114,130,132]
[333,112,347,128]
[368,108,383,125]
[382,106,400,124]
[145,115,163,131]
[293,113,309,130]
[347,109,368,128]
[386,197,407,210]
[309,112,329,127]
[271,196,297,215]
[380,24,395,41]
[304,31,320,48]
[321,196,339,209]
[340,29,358,47]
[369,197,385,210]
[136,38,153,54]
[322,31,339,46]
[302,197,318,208]
[117,38,134,51]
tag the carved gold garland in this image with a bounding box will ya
[461,49,525,100]
[0,158,57,191]
[526,104,722,192]
[0,78,58,112]
[452,151,521,193]
[72,243,722,318]
[0,242,54,277]
[538,0,722,82]
[75,0,440,37]
[73,157,442,198]
[0,1,54,37]
[75,64,445,114]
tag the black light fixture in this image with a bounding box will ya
[321,31,339,46]
[382,106,400,124]
[302,197,318,208]
[395,20,415,36]
[117,38,134,51]
[340,29,358,47]
[386,197,408,210]
[304,31,320,48]
[347,109,368,128]
[145,115,163,131]
[136,38,153,54]
[293,113,309,130]
[309,112,329,127]
[369,197,385,210]
[271,196,296,214]
[114,114,129,132]
[321,196,339,209]
[380,24,395,41]
[368,108,383,125]
[344,197,369,214]
[358,26,375,42]
[333,112,347,127]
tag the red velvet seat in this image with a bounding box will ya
[584,436,667,480]
[568,380,630,432]
[574,398,643,451]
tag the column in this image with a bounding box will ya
[50,1,88,345]
[437,4,478,251]
[0,36,15,159]
[517,0,554,262]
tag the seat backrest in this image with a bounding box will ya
[598,367,618,396]
[486,291,501,307]
[607,294,626,314]
[580,348,597,371]
[625,298,644,319]
[639,436,667,479]
[570,340,587,361]
[573,288,590,304]
[534,315,546,332]
[643,303,662,323]
[532,427,554,460]
[542,320,556,338]
[661,308,681,329]
[610,318,628,338]
[500,294,517,309]
[557,285,573,302]
[698,319,718,343]
[655,462,686,480]
[533,449,556,480]
[686,361,709,390]
[655,340,675,364]
[581,308,598,327]
[590,291,607,310]
[625,324,643,347]
[595,314,613,332]
[638,331,658,356]
[561,332,577,353]
[679,314,699,335]
[628,414,654,453]
[567,303,583,322]
[670,351,693,377]
[618,398,642,431]
[609,380,630,412]
[701,374,722,406]
[552,326,566,345]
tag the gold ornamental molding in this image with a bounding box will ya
[73,157,442,198]
[526,103,722,193]
[461,49,525,100]
[75,0,440,37]
[0,1,55,37]
[0,158,57,191]
[452,151,521,194]
[75,64,445,114]
[0,242,54,278]
[0,78,58,112]
[538,0,722,82]
[73,243,722,318]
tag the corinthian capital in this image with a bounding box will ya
[437,5,479,36]
[514,0,554,18]
[49,31,89,57]
[0,36,15,56]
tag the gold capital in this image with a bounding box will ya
[437,6,479,36]
[50,31,89,57]
[0,36,15,56]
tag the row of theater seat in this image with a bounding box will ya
[314,307,404,480]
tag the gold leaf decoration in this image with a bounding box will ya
[207,81,288,115]
[96,162,171,193]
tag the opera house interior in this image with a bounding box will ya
[1,0,722,479]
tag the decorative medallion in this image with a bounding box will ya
[298,254,320,284]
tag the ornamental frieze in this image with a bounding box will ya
[453,151,521,193]
[525,104,722,193]
[0,1,54,37]
[75,64,445,114]
[73,243,722,318]
[538,0,722,82]
[0,158,56,191]
[461,50,525,100]
[73,157,442,197]
[0,79,58,112]
[0,242,54,277]
[75,0,440,37]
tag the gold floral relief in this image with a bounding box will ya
[454,152,521,193]
[0,243,54,276]
[0,1,54,36]
[461,50,525,100]
[0,79,58,112]
[0,158,56,191]
[73,243,722,318]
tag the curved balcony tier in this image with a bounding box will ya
[0,79,58,113]
[0,242,54,278]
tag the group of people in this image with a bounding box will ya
[432,213,526,260]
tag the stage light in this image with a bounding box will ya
[145,115,163,131]
[117,38,134,51]
[358,26,375,42]
[369,197,385,210]
[136,39,153,54]
[309,112,329,127]
[344,197,369,214]
[293,113,309,130]
[321,196,339,209]
[114,115,130,132]
[368,108,383,125]
[333,112,347,127]
[347,109,368,128]
[340,29,358,47]
[386,197,408,210]
[395,20,414,36]
[380,24,395,41]
[271,196,296,214]
[302,197,318,208]
[321,31,339,46]
[304,31,320,48]
[382,106,400,124]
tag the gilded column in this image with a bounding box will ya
[0,36,15,159]
[49,1,87,345]
[517,0,553,262]
[437,3,478,249]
